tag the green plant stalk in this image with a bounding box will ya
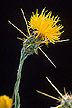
[14,34,40,108]
[14,46,31,108]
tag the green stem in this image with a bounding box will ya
[14,47,31,108]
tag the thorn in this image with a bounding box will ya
[46,76,66,100]
[38,47,56,68]
[36,90,60,101]
[8,20,28,38]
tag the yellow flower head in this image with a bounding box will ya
[28,8,64,45]
[0,95,12,108]
[8,8,69,67]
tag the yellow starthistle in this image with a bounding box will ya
[8,8,69,68]
[0,95,13,108]
[28,7,64,45]
[37,77,72,108]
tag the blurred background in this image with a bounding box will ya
[0,0,72,107]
